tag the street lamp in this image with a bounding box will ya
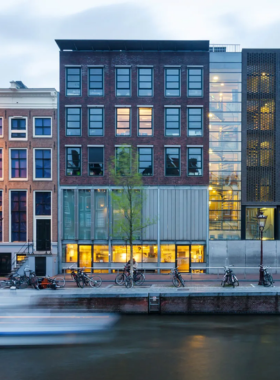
[257,211,267,285]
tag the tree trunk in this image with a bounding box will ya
[130,242,133,287]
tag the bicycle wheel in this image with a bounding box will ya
[54,277,65,288]
[172,276,180,288]
[233,276,239,286]
[18,280,29,289]
[263,275,273,287]
[134,273,145,286]
[0,281,7,289]
[78,277,85,288]
[89,276,102,288]
[179,275,185,287]
[115,273,125,286]
[125,277,132,288]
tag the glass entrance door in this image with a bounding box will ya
[176,245,190,273]
[78,245,92,272]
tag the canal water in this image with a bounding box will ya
[1,315,280,380]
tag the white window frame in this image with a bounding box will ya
[9,116,28,141]
[33,148,52,181]
[9,148,28,181]
[33,190,52,252]
[0,117,3,138]
[9,189,28,243]
[33,117,52,138]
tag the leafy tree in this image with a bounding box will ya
[109,145,155,284]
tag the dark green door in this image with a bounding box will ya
[0,253,11,276]
[35,257,46,276]
[36,219,51,251]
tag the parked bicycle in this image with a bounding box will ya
[115,264,145,286]
[0,268,39,290]
[221,266,239,288]
[261,265,274,287]
[171,268,185,288]
[38,275,65,290]
[78,268,102,288]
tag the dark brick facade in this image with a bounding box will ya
[59,46,209,186]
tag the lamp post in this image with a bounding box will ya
[257,211,267,285]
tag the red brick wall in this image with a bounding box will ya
[59,51,209,186]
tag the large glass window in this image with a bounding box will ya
[64,244,78,263]
[246,208,275,240]
[112,245,158,263]
[35,192,51,216]
[95,190,108,239]
[89,108,103,136]
[0,191,2,242]
[79,190,91,240]
[88,147,103,176]
[165,108,180,136]
[138,108,153,136]
[165,68,180,96]
[11,191,26,242]
[112,245,128,262]
[66,67,81,96]
[89,67,103,96]
[116,108,130,136]
[11,149,27,179]
[115,146,131,176]
[188,108,203,136]
[188,148,202,176]
[34,118,51,136]
[161,245,175,263]
[63,190,75,239]
[35,149,51,179]
[165,148,180,176]
[79,245,92,272]
[94,245,109,263]
[116,68,131,97]
[66,108,81,136]
[66,147,81,176]
[10,118,27,140]
[138,68,153,97]
[188,68,203,97]
[138,147,153,176]
[0,149,2,178]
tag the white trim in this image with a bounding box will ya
[87,145,104,147]
[0,147,3,181]
[115,145,131,147]
[137,105,154,108]
[115,105,131,108]
[164,105,181,108]
[33,190,52,252]
[9,116,28,141]
[187,145,203,147]
[115,65,131,67]
[64,65,82,67]
[137,145,154,147]
[65,144,82,147]
[0,117,3,138]
[9,148,28,181]
[87,105,104,108]
[65,105,82,108]
[9,189,28,243]
[164,145,181,147]
[137,65,154,67]
[87,65,104,67]
[164,65,181,67]
[187,65,204,67]
[32,116,52,138]
[187,105,204,108]
[33,148,53,181]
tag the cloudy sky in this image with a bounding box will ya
[1,0,279,90]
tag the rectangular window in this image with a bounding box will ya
[10,118,27,140]
[188,147,203,176]
[138,108,153,136]
[116,146,131,176]
[188,68,203,97]
[0,118,2,136]
[35,192,51,216]
[165,148,180,176]
[165,68,180,97]
[11,191,26,242]
[138,147,153,176]
[79,190,91,239]
[10,149,27,179]
[63,190,75,239]
[116,68,131,97]
[66,108,81,136]
[89,108,103,136]
[88,147,104,176]
[66,147,81,176]
[0,191,2,242]
[66,67,81,96]
[34,118,51,136]
[0,149,2,179]
[35,149,51,179]
[188,108,203,136]
[138,68,153,97]
[95,190,108,239]
[165,108,180,136]
[116,108,130,136]
[89,67,103,96]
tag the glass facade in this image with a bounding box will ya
[79,190,91,239]
[246,208,275,240]
[209,52,242,240]
[63,189,75,239]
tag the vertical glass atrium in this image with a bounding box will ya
[209,52,242,239]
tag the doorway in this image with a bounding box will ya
[35,257,46,276]
[176,246,190,273]
[36,219,51,251]
[0,253,11,276]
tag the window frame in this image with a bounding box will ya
[115,146,132,176]
[164,147,181,177]
[33,148,52,181]
[164,67,181,97]
[34,191,52,217]
[187,107,203,137]
[137,67,153,97]
[164,107,181,137]
[137,107,153,137]
[9,148,28,181]
[187,146,203,177]
[33,117,52,138]
[9,117,28,141]
[138,146,153,176]
[88,66,104,97]
[187,67,203,98]
[65,106,82,137]
[88,107,104,137]
[88,146,104,177]
[9,190,27,243]
[115,67,131,97]
[65,66,82,97]
[65,146,82,177]
[115,107,131,137]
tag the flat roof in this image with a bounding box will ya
[55,39,209,52]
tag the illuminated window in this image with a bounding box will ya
[160,245,175,263]
[112,245,128,263]
[116,108,131,136]
[64,244,78,262]
[116,68,131,97]
[66,67,81,96]
[89,108,104,136]
[188,68,203,97]
[79,245,92,272]
[89,67,103,96]
[165,68,180,96]
[191,245,205,263]
[138,108,153,136]
[246,208,274,240]
[138,68,153,96]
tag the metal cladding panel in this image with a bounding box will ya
[142,189,158,240]
[160,189,176,240]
